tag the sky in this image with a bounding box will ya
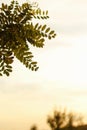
[0,0,87,130]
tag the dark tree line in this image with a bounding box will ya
[30,109,84,130]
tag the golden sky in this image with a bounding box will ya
[0,0,87,130]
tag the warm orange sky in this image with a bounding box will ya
[0,0,87,130]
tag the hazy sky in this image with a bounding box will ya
[0,0,87,130]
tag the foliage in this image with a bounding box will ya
[0,0,56,76]
[30,125,38,130]
[47,109,83,130]
[47,109,67,130]
[66,112,83,129]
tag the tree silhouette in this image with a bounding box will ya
[66,112,83,130]
[0,0,56,76]
[47,109,66,130]
[30,125,38,130]
[47,109,83,130]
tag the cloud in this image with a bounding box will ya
[0,81,42,94]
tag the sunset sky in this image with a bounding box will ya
[0,0,87,130]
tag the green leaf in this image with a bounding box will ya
[26,62,29,67]
[6,65,12,69]
[6,69,12,72]
[29,63,31,69]
[49,30,55,35]
[1,66,4,71]
[38,25,42,30]
[48,35,51,39]
[0,62,4,67]
[31,62,37,64]
[36,9,39,15]
[35,23,39,29]
[41,25,46,31]
[31,67,34,71]
[46,10,48,15]
[38,9,41,15]
[35,67,39,71]
[28,55,34,58]
[45,27,50,33]
[0,73,2,76]
[43,11,45,15]
[4,70,9,76]
[37,16,40,19]
[39,38,45,43]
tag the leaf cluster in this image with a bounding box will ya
[0,0,56,76]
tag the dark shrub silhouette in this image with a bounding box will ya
[47,109,83,130]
